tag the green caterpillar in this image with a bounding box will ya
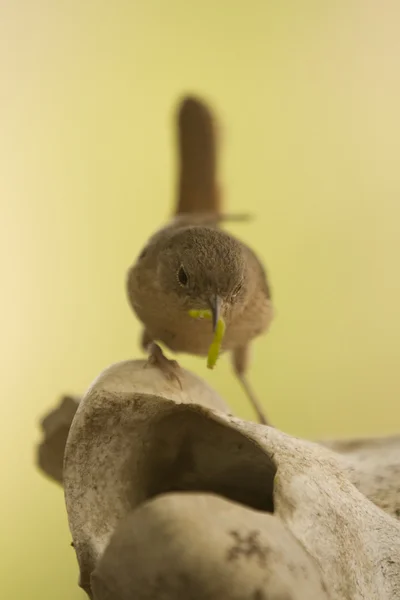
[188,309,226,369]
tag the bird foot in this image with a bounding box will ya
[145,343,182,389]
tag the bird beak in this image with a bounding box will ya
[209,295,223,332]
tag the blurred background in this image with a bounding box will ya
[1,0,400,597]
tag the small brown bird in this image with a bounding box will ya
[126,96,273,424]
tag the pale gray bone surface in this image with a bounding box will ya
[229,420,400,600]
[63,360,239,595]
[323,435,400,520]
[91,493,329,600]
[38,360,400,599]
[39,396,400,523]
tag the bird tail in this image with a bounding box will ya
[174,95,221,217]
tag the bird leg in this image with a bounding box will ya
[232,346,269,426]
[141,331,182,389]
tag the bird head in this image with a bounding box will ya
[152,226,249,331]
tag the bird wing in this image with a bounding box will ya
[174,96,221,218]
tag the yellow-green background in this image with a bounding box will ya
[2,1,400,598]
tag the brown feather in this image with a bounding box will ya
[175,95,221,216]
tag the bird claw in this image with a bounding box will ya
[145,343,182,389]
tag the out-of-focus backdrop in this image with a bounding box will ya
[1,1,400,598]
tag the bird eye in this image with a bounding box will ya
[177,265,189,287]
[232,282,243,298]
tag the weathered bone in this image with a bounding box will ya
[37,360,400,599]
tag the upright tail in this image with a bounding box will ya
[175,95,221,217]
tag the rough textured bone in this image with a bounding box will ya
[228,421,400,600]
[91,493,329,600]
[37,395,79,484]
[37,360,400,599]
[63,361,236,596]
[322,435,400,520]
[38,396,400,523]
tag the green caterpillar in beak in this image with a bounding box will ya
[188,309,226,369]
